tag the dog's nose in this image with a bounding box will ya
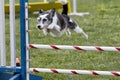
[37,25,41,29]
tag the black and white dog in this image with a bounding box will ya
[36,8,88,39]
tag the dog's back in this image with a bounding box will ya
[62,14,78,30]
[55,12,68,31]
[56,12,78,31]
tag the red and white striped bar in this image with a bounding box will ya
[29,68,120,76]
[29,44,120,51]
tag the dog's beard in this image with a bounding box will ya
[37,26,47,30]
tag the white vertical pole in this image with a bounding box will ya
[44,0,47,2]
[70,0,89,16]
[25,2,30,80]
[10,0,16,67]
[73,0,77,13]
[0,0,6,66]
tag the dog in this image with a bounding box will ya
[36,8,88,39]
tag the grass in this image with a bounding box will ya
[5,0,120,80]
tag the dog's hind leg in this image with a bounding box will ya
[73,26,88,39]
[67,17,88,39]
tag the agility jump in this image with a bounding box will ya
[25,0,120,79]
[0,0,119,80]
[0,0,43,79]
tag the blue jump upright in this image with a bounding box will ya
[0,73,20,80]
[20,0,43,80]
[0,0,43,79]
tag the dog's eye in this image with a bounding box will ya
[37,18,41,22]
[43,19,47,22]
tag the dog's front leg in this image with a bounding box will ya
[47,23,54,29]
[42,29,49,36]
[66,28,71,37]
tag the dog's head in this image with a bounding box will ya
[36,9,56,30]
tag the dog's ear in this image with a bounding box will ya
[49,8,56,17]
[39,9,44,14]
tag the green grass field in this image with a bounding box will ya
[5,0,120,80]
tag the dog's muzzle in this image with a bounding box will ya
[37,25,43,30]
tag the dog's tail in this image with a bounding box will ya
[59,0,67,5]
[59,0,68,15]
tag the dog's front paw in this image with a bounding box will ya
[42,29,49,36]
[66,29,71,37]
